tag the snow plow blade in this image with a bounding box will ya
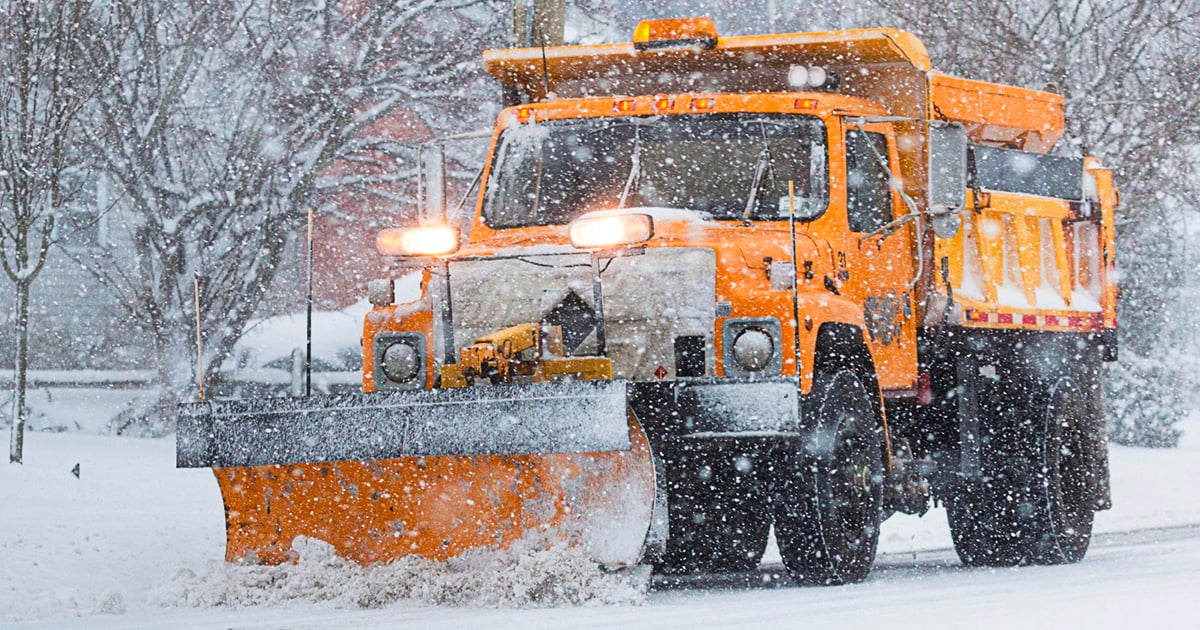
[176,380,656,567]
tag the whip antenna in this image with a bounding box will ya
[305,207,314,397]
[193,275,205,403]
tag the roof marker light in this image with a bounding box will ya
[614,99,636,113]
[690,97,716,111]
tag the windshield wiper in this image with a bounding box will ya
[742,123,772,222]
[618,125,642,208]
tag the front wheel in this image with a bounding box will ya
[659,507,769,574]
[659,446,771,574]
[771,368,884,585]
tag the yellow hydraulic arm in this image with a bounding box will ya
[444,322,612,386]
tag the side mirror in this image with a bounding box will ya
[928,123,967,237]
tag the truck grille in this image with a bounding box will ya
[448,247,717,380]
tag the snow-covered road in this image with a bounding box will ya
[13,522,1200,629]
[3,413,1198,629]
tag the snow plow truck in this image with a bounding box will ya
[177,18,1119,584]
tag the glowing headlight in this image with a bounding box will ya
[568,213,654,250]
[381,341,421,383]
[376,224,460,257]
[732,328,774,372]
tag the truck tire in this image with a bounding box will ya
[660,508,770,574]
[771,368,884,585]
[1023,375,1096,563]
[945,486,1022,566]
[947,374,1096,566]
[659,457,771,574]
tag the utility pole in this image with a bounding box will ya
[505,0,565,106]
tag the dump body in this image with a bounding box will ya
[180,20,1118,578]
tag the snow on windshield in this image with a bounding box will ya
[483,113,828,228]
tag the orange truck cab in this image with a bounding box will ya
[178,18,1119,586]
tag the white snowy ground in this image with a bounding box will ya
[2,414,1198,629]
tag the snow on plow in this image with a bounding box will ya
[176,380,656,567]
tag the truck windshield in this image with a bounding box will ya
[483,113,827,228]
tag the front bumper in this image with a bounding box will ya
[631,377,802,442]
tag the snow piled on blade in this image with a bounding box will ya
[151,536,650,610]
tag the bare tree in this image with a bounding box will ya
[78,0,505,430]
[0,0,109,462]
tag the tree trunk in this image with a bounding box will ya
[511,0,565,47]
[149,312,186,436]
[9,279,30,464]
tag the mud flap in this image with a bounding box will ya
[176,381,655,567]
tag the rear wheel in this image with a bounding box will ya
[771,368,884,585]
[947,375,1096,566]
[1030,377,1096,563]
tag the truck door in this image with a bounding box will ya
[841,123,918,392]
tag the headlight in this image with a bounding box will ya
[381,341,420,383]
[569,212,654,250]
[732,328,774,372]
[376,224,460,257]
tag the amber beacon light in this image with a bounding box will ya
[633,17,719,51]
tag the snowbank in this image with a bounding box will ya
[230,273,422,372]
[2,387,156,435]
